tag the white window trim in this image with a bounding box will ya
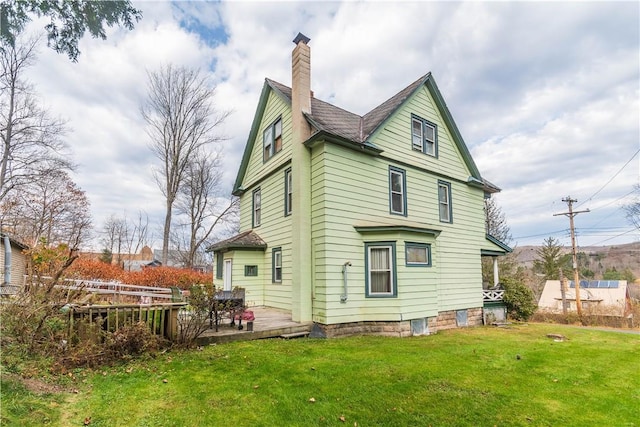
[411,115,437,157]
[438,181,451,223]
[272,248,282,283]
[365,242,397,297]
[285,168,292,216]
[405,242,431,267]
[253,188,261,227]
[389,167,406,216]
[263,117,282,161]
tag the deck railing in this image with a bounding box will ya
[24,276,177,303]
[67,303,185,340]
[482,289,505,302]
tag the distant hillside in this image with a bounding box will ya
[513,241,640,282]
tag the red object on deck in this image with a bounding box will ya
[235,310,255,321]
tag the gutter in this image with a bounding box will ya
[3,234,11,285]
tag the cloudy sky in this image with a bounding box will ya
[23,0,639,250]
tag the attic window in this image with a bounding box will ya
[263,117,283,161]
[411,115,437,157]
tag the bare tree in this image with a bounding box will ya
[484,197,512,244]
[174,152,239,268]
[101,214,128,266]
[101,210,150,269]
[0,169,91,248]
[0,34,72,203]
[482,197,514,286]
[624,184,639,231]
[123,210,150,260]
[141,64,229,265]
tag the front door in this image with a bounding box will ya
[223,259,233,291]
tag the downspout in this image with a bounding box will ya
[3,234,11,286]
[341,261,351,303]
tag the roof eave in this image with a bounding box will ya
[485,234,513,254]
[425,76,483,181]
[304,130,383,155]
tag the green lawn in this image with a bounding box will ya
[2,324,639,426]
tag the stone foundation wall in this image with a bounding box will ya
[312,321,413,338]
[313,307,484,338]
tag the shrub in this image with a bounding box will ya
[66,258,126,281]
[501,277,537,321]
[53,321,166,370]
[66,259,212,289]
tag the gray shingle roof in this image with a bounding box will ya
[207,230,267,252]
[362,73,430,139]
[266,74,429,144]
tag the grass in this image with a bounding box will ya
[2,323,639,426]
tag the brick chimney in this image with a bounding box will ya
[291,32,312,136]
[290,32,312,322]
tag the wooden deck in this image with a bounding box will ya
[196,307,314,345]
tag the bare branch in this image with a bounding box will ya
[141,64,230,265]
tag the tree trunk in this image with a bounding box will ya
[162,199,172,266]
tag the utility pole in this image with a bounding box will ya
[553,196,589,316]
[559,268,568,315]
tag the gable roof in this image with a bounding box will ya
[233,73,485,195]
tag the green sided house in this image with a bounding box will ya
[209,33,511,337]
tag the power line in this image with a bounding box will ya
[577,148,640,208]
[589,228,638,246]
[587,188,637,212]
[513,229,568,240]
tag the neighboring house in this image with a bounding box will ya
[1,233,29,295]
[80,245,155,271]
[209,33,511,336]
[538,280,631,317]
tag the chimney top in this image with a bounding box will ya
[293,32,310,45]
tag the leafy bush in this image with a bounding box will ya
[53,321,166,370]
[66,259,212,289]
[501,277,537,321]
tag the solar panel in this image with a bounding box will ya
[569,280,620,289]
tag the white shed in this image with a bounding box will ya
[538,280,631,316]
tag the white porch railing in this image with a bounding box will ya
[23,276,176,302]
[483,289,505,302]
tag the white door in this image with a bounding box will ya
[223,259,233,291]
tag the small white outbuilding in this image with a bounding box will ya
[538,280,631,316]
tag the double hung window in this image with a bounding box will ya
[365,242,397,297]
[252,188,261,227]
[284,168,292,216]
[272,248,282,283]
[263,118,282,161]
[389,167,406,216]
[438,181,452,223]
[411,115,437,156]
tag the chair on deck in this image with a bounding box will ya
[170,286,184,302]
